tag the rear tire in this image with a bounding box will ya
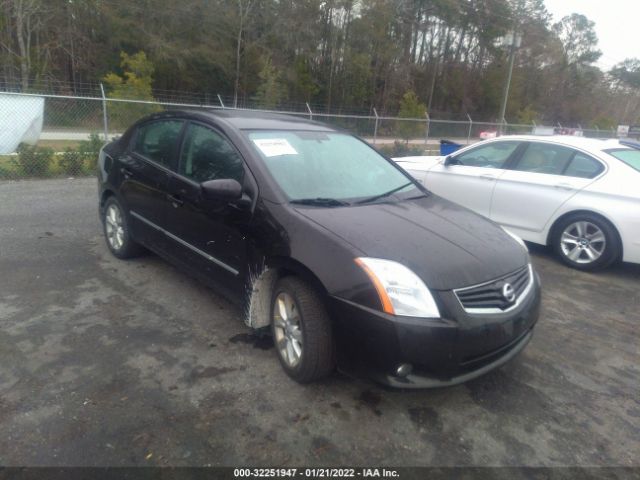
[271,276,335,383]
[102,197,144,259]
[552,213,620,271]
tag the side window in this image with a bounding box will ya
[513,143,574,175]
[564,153,604,179]
[453,141,519,169]
[132,120,183,168]
[179,124,244,183]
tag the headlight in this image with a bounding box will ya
[502,227,528,251]
[355,257,440,317]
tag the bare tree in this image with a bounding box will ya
[234,0,254,108]
[1,0,47,90]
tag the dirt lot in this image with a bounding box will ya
[0,178,638,467]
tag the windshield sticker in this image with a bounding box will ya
[252,138,298,157]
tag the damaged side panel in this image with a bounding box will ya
[245,264,279,329]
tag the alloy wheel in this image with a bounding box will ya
[560,221,606,264]
[105,204,125,251]
[273,292,303,368]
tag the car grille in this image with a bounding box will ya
[454,264,532,314]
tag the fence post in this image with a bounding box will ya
[373,108,379,145]
[502,117,508,136]
[595,125,599,138]
[217,94,225,108]
[425,112,430,147]
[466,113,472,144]
[99,83,109,142]
[306,103,313,121]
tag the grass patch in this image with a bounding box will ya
[36,139,84,150]
[0,133,103,179]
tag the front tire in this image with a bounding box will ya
[102,197,144,259]
[552,213,620,271]
[271,276,335,383]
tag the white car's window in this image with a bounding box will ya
[564,152,604,179]
[514,143,574,175]
[605,148,640,172]
[451,141,519,169]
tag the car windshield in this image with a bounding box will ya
[246,130,418,203]
[604,148,640,172]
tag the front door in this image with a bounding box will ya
[118,119,184,250]
[164,121,251,295]
[425,141,521,217]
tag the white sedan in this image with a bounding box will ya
[394,135,640,271]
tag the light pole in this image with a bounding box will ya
[498,31,521,134]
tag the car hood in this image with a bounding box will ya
[294,195,528,290]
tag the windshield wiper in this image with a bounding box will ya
[355,182,414,205]
[290,197,351,207]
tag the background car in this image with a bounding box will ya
[395,136,640,271]
[479,130,498,140]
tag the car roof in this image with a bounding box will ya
[490,135,633,153]
[179,108,337,132]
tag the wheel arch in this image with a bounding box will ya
[100,188,130,219]
[267,256,329,297]
[100,188,116,210]
[244,255,330,330]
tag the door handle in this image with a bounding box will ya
[168,194,184,208]
[554,182,574,191]
[480,174,495,180]
[120,167,133,178]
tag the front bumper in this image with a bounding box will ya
[377,327,533,388]
[330,270,541,388]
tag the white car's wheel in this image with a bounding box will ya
[552,214,620,271]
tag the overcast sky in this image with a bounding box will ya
[544,0,640,71]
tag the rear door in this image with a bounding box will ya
[164,121,251,292]
[119,119,184,249]
[425,141,521,217]
[490,142,605,234]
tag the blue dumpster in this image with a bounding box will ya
[440,139,462,156]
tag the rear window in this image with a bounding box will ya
[514,143,574,175]
[605,148,640,172]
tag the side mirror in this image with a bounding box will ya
[443,155,457,167]
[201,178,243,201]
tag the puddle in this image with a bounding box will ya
[228,331,274,350]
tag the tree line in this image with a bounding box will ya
[1,0,640,127]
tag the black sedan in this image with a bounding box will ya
[97,110,541,388]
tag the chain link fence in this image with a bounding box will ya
[0,90,619,180]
